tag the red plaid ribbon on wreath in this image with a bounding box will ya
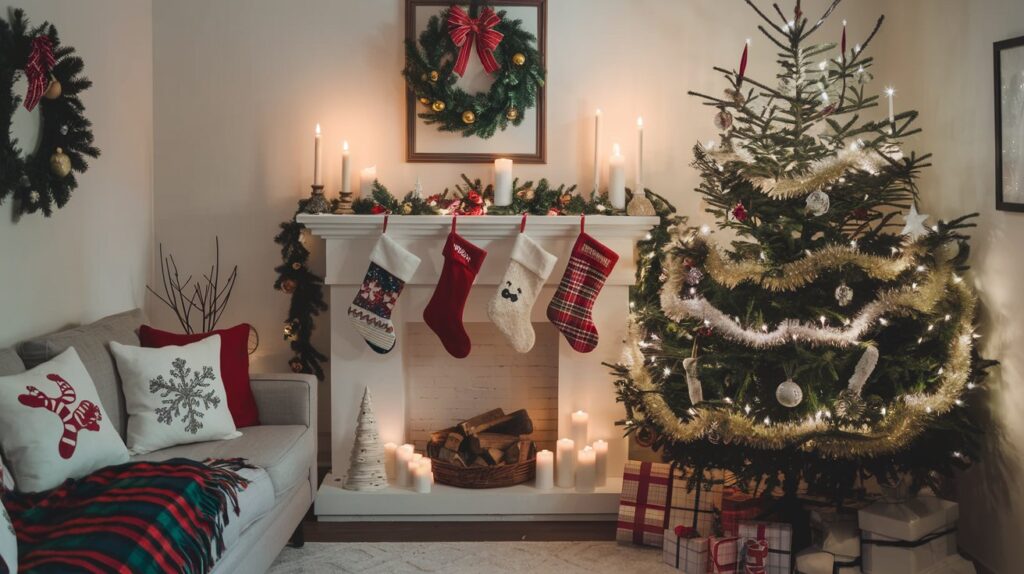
[447,5,503,76]
[24,35,55,111]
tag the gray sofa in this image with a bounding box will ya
[0,309,316,574]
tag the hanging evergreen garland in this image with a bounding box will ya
[0,9,99,216]
[403,4,545,139]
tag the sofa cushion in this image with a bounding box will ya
[130,425,312,496]
[0,348,24,377]
[17,309,145,437]
[220,466,275,552]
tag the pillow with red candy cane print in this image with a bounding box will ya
[0,347,129,492]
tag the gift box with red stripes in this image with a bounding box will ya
[738,521,794,574]
[616,461,672,547]
[721,487,767,536]
[667,467,724,538]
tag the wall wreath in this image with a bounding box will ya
[0,9,98,217]
[403,3,545,139]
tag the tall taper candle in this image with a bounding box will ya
[593,109,602,196]
[593,439,608,486]
[885,87,895,132]
[576,446,597,493]
[360,166,377,197]
[609,144,626,209]
[535,449,554,490]
[494,158,513,206]
[313,124,322,186]
[556,438,576,488]
[636,117,644,194]
[570,410,589,448]
[384,442,397,482]
[341,141,351,196]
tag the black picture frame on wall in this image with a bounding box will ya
[995,34,1024,212]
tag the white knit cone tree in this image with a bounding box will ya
[343,387,388,491]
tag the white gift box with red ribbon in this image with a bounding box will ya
[738,521,793,574]
[661,528,709,573]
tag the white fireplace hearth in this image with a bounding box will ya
[298,214,658,521]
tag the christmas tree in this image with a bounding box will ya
[614,0,994,499]
[343,388,388,491]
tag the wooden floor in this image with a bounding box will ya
[304,519,617,543]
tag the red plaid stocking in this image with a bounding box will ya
[546,232,619,353]
[423,225,487,358]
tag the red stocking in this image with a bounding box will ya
[423,219,487,358]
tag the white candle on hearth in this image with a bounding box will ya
[593,439,608,486]
[313,124,322,186]
[384,442,397,481]
[593,109,602,196]
[570,410,589,448]
[576,446,596,492]
[421,458,433,484]
[360,165,377,197]
[396,443,414,487]
[341,140,351,196]
[556,438,576,488]
[636,116,644,194]
[609,144,626,209]
[494,158,513,206]
[535,449,554,490]
[413,463,431,493]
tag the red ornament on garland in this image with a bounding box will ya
[737,39,749,87]
[447,5,504,76]
[731,202,749,222]
[370,204,388,214]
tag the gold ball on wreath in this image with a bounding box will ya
[401,202,413,215]
[431,100,446,112]
[461,110,476,124]
[511,53,527,66]
[281,278,298,294]
[506,107,519,120]
[44,78,62,100]
[50,147,72,178]
[429,70,439,82]
[419,97,430,105]
[291,262,302,270]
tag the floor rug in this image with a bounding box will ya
[269,540,675,573]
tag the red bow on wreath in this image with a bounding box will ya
[24,35,56,112]
[447,5,504,76]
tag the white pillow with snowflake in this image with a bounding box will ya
[0,347,129,492]
[111,336,241,455]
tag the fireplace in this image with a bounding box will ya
[298,214,658,521]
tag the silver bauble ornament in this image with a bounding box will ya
[805,190,831,216]
[937,240,961,263]
[775,379,804,408]
[686,267,705,286]
[835,283,854,307]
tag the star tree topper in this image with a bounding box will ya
[901,203,930,240]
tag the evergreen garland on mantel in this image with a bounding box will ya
[273,175,678,380]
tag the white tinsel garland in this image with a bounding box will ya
[847,346,879,395]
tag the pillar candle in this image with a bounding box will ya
[313,124,322,186]
[396,443,414,487]
[635,117,644,194]
[422,458,434,484]
[535,449,554,490]
[576,446,597,493]
[609,144,626,209]
[556,438,576,488]
[593,439,608,486]
[413,464,431,494]
[341,141,351,196]
[494,158,513,206]
[384,442,397,482]
[570,410,589,448]
[359,166,377,197]
[593,109,602,196]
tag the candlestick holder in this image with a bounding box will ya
[334,188,355,214]
[627,190,656,216]
[302,184,331,214]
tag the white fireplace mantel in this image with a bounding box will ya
[299,214,658,521]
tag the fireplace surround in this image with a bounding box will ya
[298,214,658,520]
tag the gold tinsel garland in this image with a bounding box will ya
[703,242,926,292]
[629,252,977,458]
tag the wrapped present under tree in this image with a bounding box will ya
[739,521,794,574]
[616,461,672,547]
[662,526,709,573]
[668,466,725,537]
[709,536,740,574]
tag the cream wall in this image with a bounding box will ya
[881,2,1024,572]
[149,0,877,460]
[0,0,153,347]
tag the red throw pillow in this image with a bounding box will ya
[138,324,260,427]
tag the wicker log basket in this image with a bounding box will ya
[427,428,537,489]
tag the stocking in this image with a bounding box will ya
[348,234,421,353]
[488,231,557,353]
[423,223,487,358]
[546,231,619,353]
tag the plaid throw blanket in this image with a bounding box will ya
[1,458,253,574]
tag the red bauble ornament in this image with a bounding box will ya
[731,202,749,222]
[288,358,304,373]
[370,205,387,214]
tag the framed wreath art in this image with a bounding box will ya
[404,0,546,163]
[0,8,97,217]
